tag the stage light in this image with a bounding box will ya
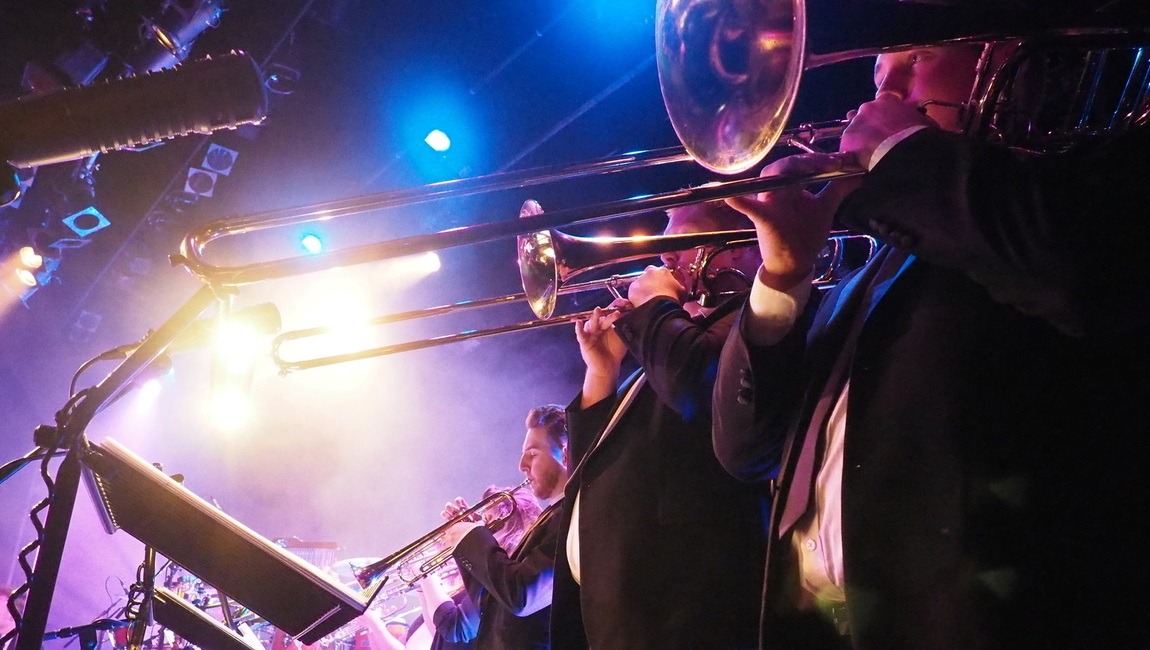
[14,268,37,287]
[132,369,171,412]
[185,167,218,197]
[387,80,483,183]
[134,0,225,72]
[6,246,62,302]
[372,251,442,287]
[138,377,164,400]
[201,143,238,176]
[300,234,323,254]
[411,249,441,272]
[424,129,451,152]
[214,321,266,374]
[287,281,377,365]
[202,304,280,432]
[62,206,111,238]
[18,246,42,270]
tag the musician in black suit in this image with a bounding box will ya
[443,405,569,650]
[548,201,770,650]
[712,41,1150,649]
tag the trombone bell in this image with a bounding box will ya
[517,199,764,319]
[657,0,806,174]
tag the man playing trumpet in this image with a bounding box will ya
[439,405,570,650]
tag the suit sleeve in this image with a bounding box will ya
[451,510,560,617]
[841,126,1150,336]
[612,297,734,422]
[712,296,816,482]
[431,592,480,643]
[565,389,618,467]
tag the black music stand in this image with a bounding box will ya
[152,588,260,650]
[81,438,370,644]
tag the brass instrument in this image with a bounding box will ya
[515,198,876,320]
[170,2,1149,374]
[353,480,530,594]
[269,217,874,372]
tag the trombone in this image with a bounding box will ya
[354,479,530,596]
[269,218,875,372]
[168,2,1149,372]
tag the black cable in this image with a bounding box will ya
[0,448,64,487]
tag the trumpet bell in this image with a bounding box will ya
[330,557,384,589]
[353,481,528,591]
[657,0,806,174]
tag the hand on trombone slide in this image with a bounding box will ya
[574,298,631,387]
[573,263,697,378]
[726,150,861,294]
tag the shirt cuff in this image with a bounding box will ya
[745,267,812,346]
[867,125,928,170]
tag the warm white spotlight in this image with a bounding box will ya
[214,322,264,374]
[424,129,451,152]
[18,246,43,269]
[400,251,441,275]
[137,378,164,401]
[380,251,441,280]
[14,268,37,287]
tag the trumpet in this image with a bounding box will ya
[354,479,530,594]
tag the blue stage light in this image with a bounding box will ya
[424,129,451,152]
[300,233,323,254]
[379,77,485,183]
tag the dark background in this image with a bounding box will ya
[0,0,875,637]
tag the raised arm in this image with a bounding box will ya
[573,301,630,408]
[839,123,1150,336]
[711,150,853,481]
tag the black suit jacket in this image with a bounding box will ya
[713,127,1150,650]
[453,500,563,650]
[550,296,769,650]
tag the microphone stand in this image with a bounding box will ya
[42,619,129,650]
[10,286,219,650]
[126,546,157,650]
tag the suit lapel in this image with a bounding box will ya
[565,371,646,485]
[512,499,562,558]
[774,246,915,533]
